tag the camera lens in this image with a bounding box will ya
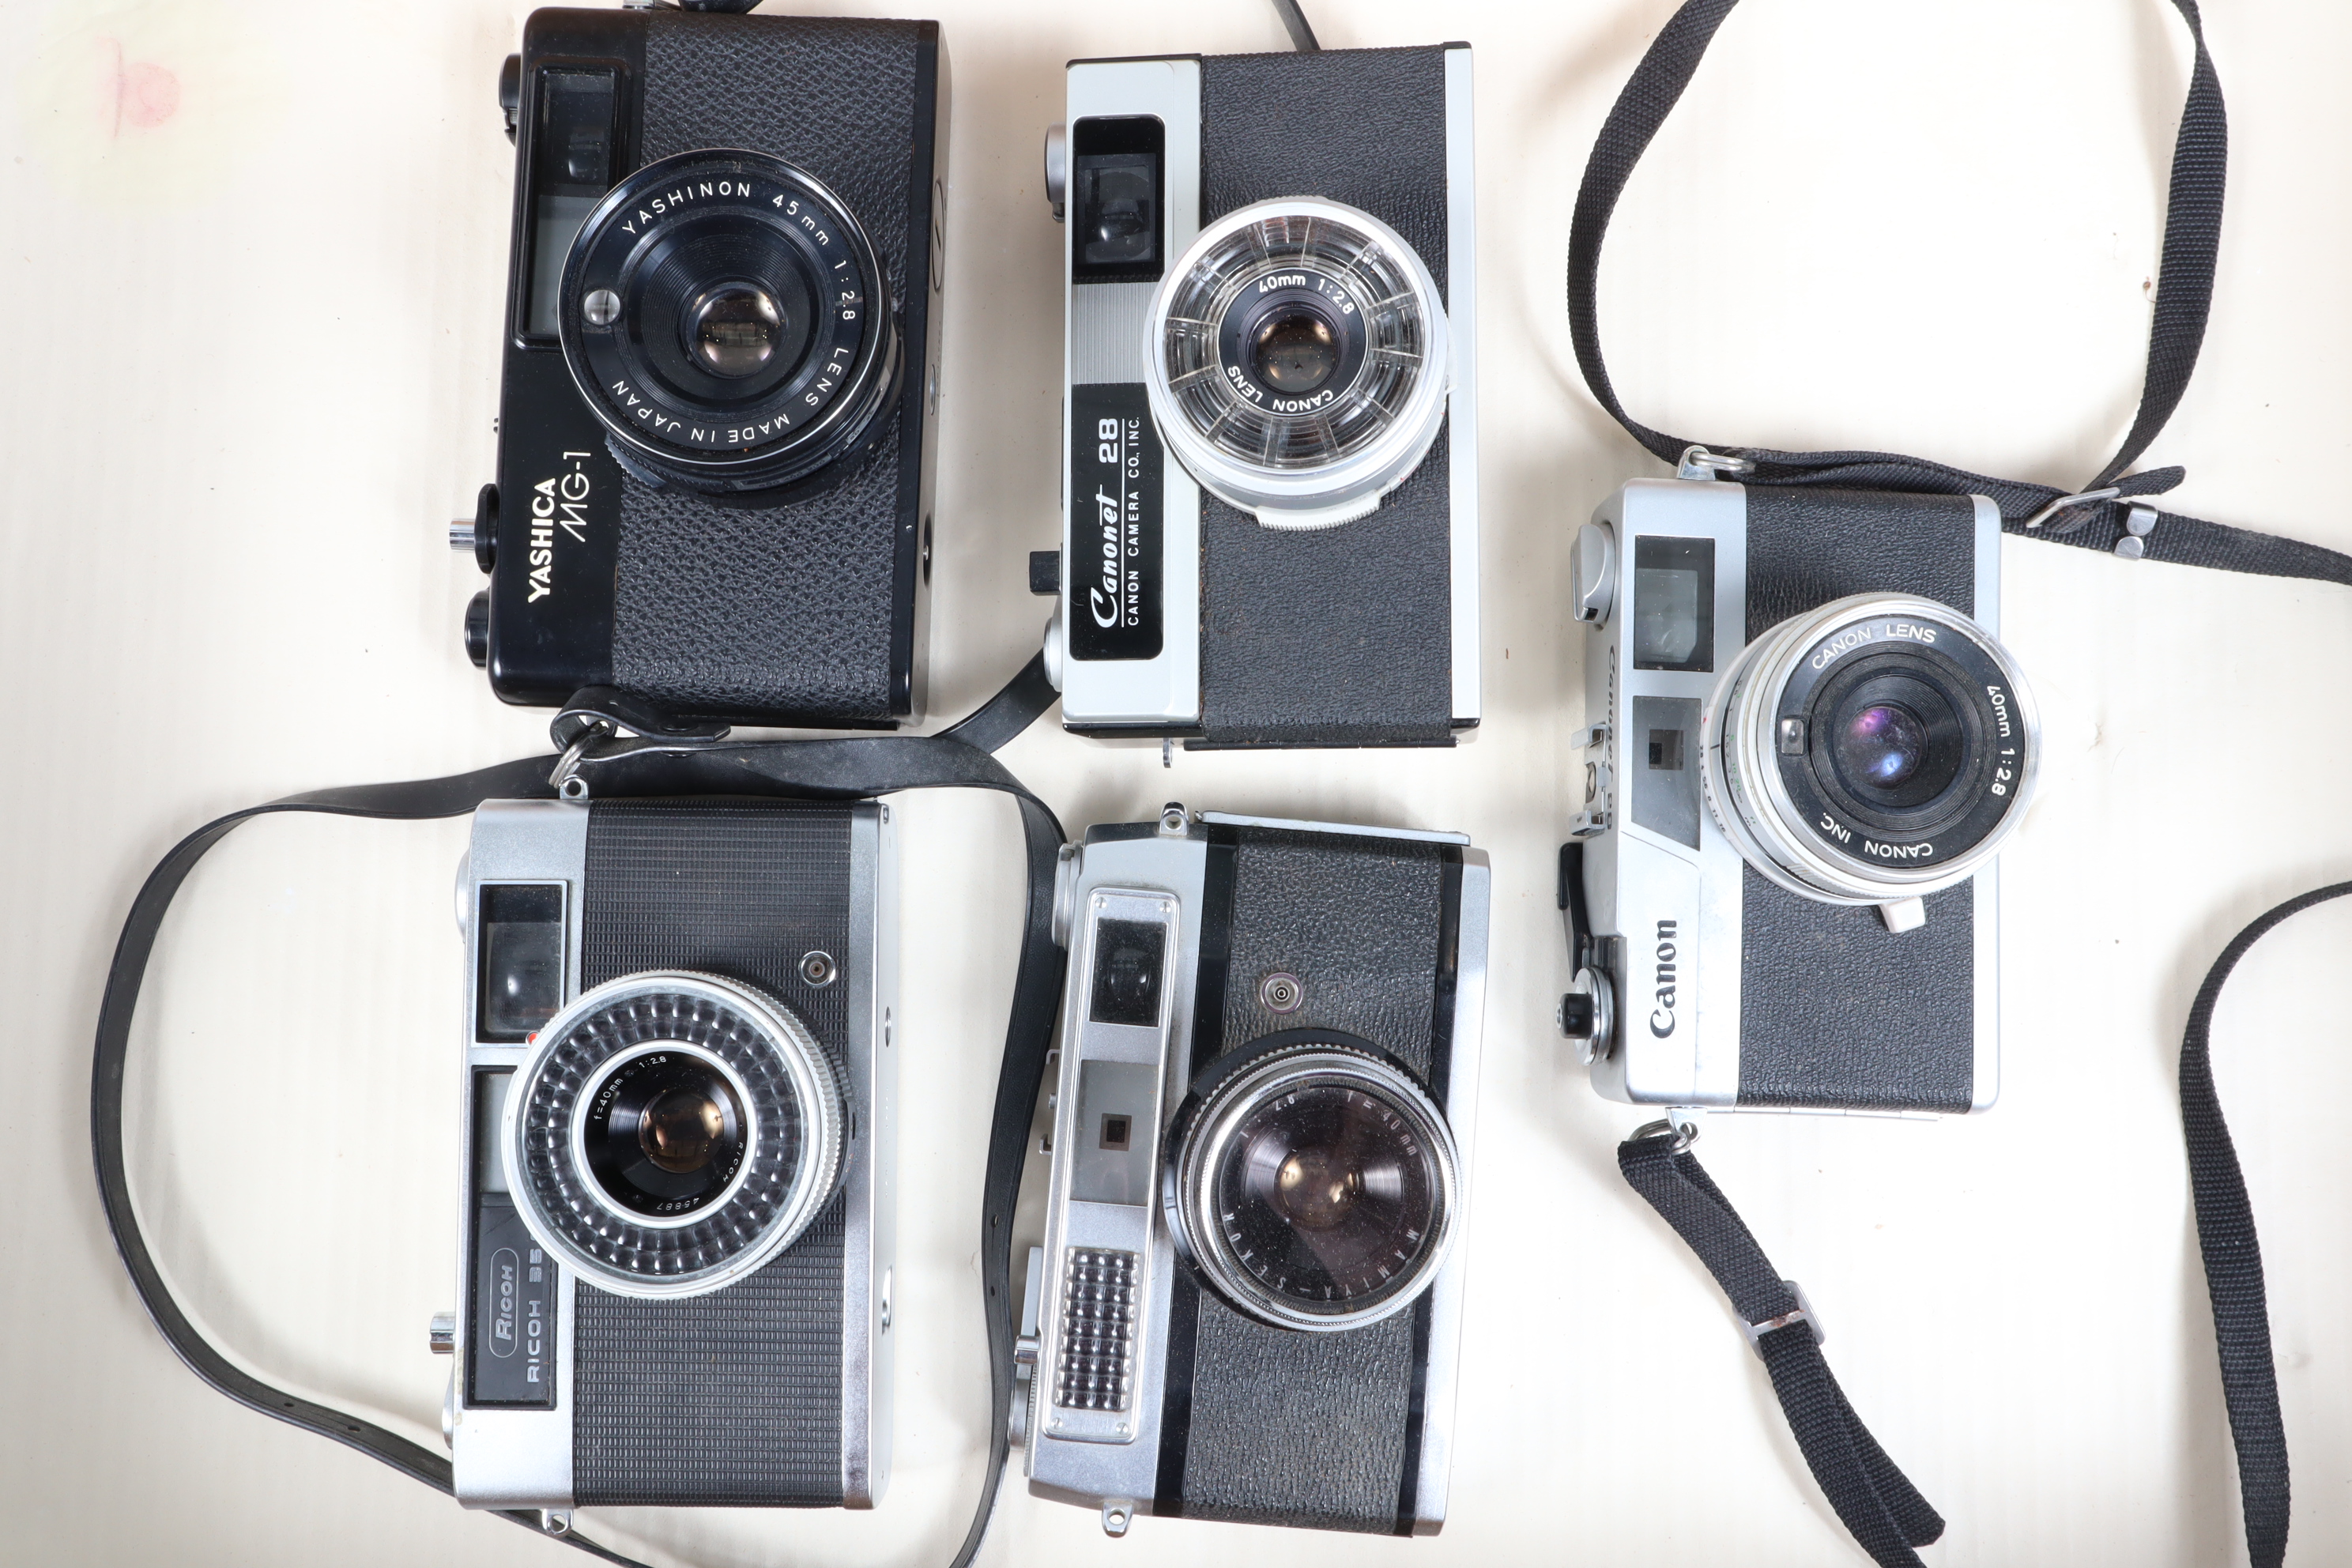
[1837,703,1927,788]
[1702,594,2039,905]
[560,151,898,496]
[1249,304,1339,394]
[1171,1038,1459,1331]
[506,972,844,1298]
[1148,198,1449,525]
[687,282,785,378]
[582,1050,750,1218]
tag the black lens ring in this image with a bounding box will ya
[579,1047,752,1218]
[1770,613,2030,872]
[1213,273,1370,414]
[1811,659,1979,820]
[514,980,835,1285]
[559,149,896,493]
[1162,1029,1457,1332]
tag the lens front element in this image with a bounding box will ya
[1145,198,1449,530]
[505,971,842,1298]
[1171,1038,1459,1332]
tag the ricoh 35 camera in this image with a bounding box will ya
[1015,807,1489,1536]
[443,795,897,1512]
[455,6,949,729]
[1561,471,2041,1112]
[1037,45,1479,748]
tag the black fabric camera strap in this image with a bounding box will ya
[1619,1128,1943,1568]
[1566,0,2352,587]
[2176,879,2352,1568]
[89,656,1066,1568]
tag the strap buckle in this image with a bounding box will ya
[2020,486,2121,533]
[1741,1278,1826,1357]
[1678,446,1755,482]
[547,687,733,801]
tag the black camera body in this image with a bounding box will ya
[448,796,897,1511]
[463,8,948,729]
[1019,808,1490,1536]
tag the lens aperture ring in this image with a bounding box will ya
[560,150,896,493]
[1145,198,1449,528]
[507,971,843,1298]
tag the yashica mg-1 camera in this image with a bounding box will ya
[442,796,897,1513]
[1559,467,2041,1113]
[1035,46,1479,748]
[1014,806,1488,1536]
[454,6,949,729]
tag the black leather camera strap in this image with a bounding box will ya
[1619,1127,1943,1568]
[2174,879,2352,1568]
[1566,0,2352,587]
[89,655,1066,1568]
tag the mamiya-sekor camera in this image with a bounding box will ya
[1015,807,1488,1536]
[455,6,949,729]
[1038,46,1479,748]
[1560,469,2041,1112]
[443,796,897,1511]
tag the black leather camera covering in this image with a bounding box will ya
[1193,48,1457,748]
[570,800,855,1506]
[1736,488,1978,1112]
[1156,824,1461,1533]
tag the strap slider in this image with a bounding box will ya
[1741,1278,1826,1357]
[1677,446,1754,482]
[2113,503,2159,560]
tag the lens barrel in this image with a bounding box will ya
[1144,198,1449,530]
[503,971,843,1298]
[1166,1036,1460,1332]
[559,150,898,496]
[1701,593,2040,906]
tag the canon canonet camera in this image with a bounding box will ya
[443,797,897,1512]
[1037,46,1479,748]
[1560,470,2041,1112]
[456,6,949,729]
[1014,807,1488,1536]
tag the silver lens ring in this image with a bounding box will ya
[503,971,843,1299]
[1701,593,2041,906]
[1169,1038,1460,1333]
[1144,198,1449,530]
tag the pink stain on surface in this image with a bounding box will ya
[101,39,180,136]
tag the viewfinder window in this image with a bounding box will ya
[1632,535,1716,673]
[523,68,620,341]
[1088,917,1167,1027]
[1071,117,1164,283]
[478,884,565,1042]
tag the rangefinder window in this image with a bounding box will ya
[1070,117,1163,283]
[1088,917,1167,1027]
[522,67,620,341]
[477,883,565,1042]
[1632,535,1716,673]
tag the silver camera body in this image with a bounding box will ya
[1042,47,1480,747]
[1017,808,1489,1536]
[1566,475,2039,1114]
[446,797,897,1511]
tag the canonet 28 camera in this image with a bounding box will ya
[443,797,897,1512]
[456,6,949,729]
[1015,807,1488,1536]
[1038,46,1479,748]
[1562,472,2040,1113]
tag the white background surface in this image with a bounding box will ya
[5,1,2350,1564]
